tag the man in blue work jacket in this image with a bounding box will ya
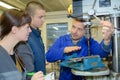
[46,19,114,80]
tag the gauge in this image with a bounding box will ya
[88,9,95,15]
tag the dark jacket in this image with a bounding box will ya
[16,42,34,80]
[28,27,46,74]
[16,42,34,73]
[0,46,26,80]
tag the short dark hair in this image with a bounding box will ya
[25,1,45,16]
[74,18,85,22]
[0,9,31,39]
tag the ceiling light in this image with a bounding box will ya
[0,1,15,9]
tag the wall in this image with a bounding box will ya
[0,10,3,15]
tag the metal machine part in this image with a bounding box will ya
[72,0,120,17]
[111,14,120,73]
[60,54,105,71]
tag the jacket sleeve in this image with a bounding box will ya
[90,39,112,58]
[16,42,34,72]
[46,37,65,62]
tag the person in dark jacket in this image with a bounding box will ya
[46,19,114,80]
[17,1,46,75]
[0,9,44,80]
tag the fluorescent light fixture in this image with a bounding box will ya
[0,1,15,9]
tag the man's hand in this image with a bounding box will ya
[64,46,81,53]
[100,21,114,45]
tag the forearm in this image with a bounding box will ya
[46,47,65,62]
[101,40,112,52]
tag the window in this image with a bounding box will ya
[46,22,68,49]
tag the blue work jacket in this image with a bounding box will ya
[46,34,112,80]
[28,27,46,74]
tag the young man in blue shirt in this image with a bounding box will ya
[17,1,46,75]
[46,19,114,80]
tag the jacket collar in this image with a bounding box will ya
[66,34,86,44]
[30,27,41,37]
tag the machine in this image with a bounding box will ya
[62,0,120,77]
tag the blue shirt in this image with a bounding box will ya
[46,34,112,80]
[28,27,46,74]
